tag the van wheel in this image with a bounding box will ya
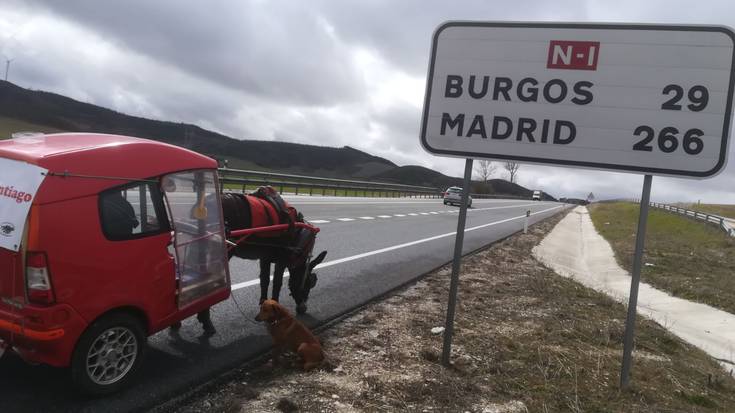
[71,313,146,395]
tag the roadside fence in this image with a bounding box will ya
[644,201,735,237]
[218,168,441,198]
[218,168,537,201]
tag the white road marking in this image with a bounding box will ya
[309,220,330,224]
[429,212,439,214]
[420,212,430,215]
[408,213,419,216]
[359,216,375,220]
[337,218,355,222]
[377,215,392,218]
[231,205,564,291]
[393,214,406,217]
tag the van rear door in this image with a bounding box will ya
[0,235,25,313]
[0,157,48,335]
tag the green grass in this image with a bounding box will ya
[0,116,64,139]
[589,202,735,314]
[683,204,735,220]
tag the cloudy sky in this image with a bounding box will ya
[1,0,734,203]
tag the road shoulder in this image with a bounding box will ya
[167,209,735,412]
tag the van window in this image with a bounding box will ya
[99,181,167,241]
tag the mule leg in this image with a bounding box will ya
[259,260,271,304]
[272,262,286,302]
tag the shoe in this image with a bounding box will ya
[201,320,216,336]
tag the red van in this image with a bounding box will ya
[0,133,231,394]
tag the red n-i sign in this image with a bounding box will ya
[547,40,600,70]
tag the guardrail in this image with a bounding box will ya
[646,201,735,237]
[217,168,537,200]
[217,168,442,198]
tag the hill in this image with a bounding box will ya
[0,80,547,198]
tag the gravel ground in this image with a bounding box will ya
[163,210,735,412]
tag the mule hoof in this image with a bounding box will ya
[296,302,307,314]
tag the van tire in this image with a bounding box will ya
[70,313,146,395]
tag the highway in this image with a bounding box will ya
[0,196,567,413]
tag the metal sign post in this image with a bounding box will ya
[441,158,473,366]
[620,174,653,388]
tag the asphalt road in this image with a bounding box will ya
[0,196,567,413]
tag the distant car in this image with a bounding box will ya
[532,190,542,201]
[443,186,472,207]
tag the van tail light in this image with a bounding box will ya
[26,252,55,305]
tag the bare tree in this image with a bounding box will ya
[504,162,520,183]
[473,160,496,194]
[474,160,495,183]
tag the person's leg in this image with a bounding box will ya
[169,320,182,333]
[197,308,216,335]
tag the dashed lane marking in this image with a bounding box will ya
[307,203,552,224]
[231,205,565,291]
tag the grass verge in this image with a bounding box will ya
[589,202,735,315]
[0,116,64,139]
[682,204,735,220]
[168,210,735,413]
[221,183,431,198]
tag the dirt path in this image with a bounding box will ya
[166,210,735,413]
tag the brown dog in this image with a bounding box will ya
[255,299,324,370]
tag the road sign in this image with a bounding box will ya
[421,22,735,178]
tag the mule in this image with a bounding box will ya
[171,191,326,336]
[220,192,327,314]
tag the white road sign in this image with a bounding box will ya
[420,22,735,178]
[0,158,47,251]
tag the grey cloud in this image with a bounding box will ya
[314,0,592,76]
[2,0,735,203]
[24,0,368,106]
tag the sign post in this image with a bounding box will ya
[441,158,473,366]
[421,21,734,379]
[620,174,653,388]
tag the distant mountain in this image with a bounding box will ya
[0,80,548,198]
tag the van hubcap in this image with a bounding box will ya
[86,327,138,385]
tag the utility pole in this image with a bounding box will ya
[4,58,13,82]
